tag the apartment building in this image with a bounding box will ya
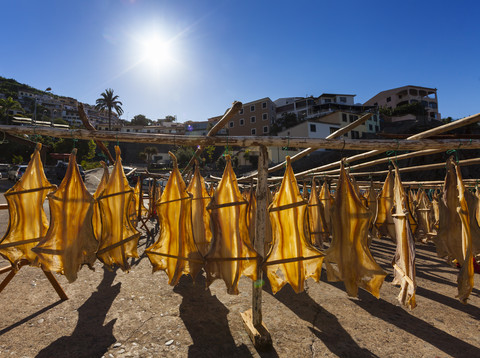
[208,97,276,136]
[364,85,440,120]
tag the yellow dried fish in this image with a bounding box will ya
[96,146,140,271]
[318,181,334,239]
[414,189,432,242]
[146,153,203,285]
[435,158,463,263]
[186,162,213,257]
[307,178,327,247]
[245,187,257,245]
[374,170,395,240]
[0,143,56,268]
[92,161,109,241]
[454,163,474,304]
[325,161,386,298]
[129,176,148,226]
[265,157,324,294]
[33,149,98,283]
[391,163,416,309]
[205,155,258,295]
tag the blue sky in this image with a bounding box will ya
[1,0,479,122]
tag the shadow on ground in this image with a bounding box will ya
[36,267,120,358]
[263,279,378,358]
[173,274,262,358]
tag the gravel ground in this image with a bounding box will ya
[0,175,479,358]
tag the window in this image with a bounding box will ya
[239,118,245,126]
[375,125,379,131]
[339,97,347,103]
[251,128,256,135]
[229,121,234,128]
[330,127,338,134]
[349,115,355,123]
[250,116,256,123]
[250,105,255,112]
[262,102,267,109]
[369,124,373,131]
[351,130,360,139]
[310,124,316,132]
[262,113,268,121]
[263,126,268,133]
[239,108,244,115]
[342,113,347,122]
[324,98,331,103]
[386,97,391,102]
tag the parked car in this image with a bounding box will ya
[8,165,28,181]
[8,165,20,181]
[55,161,86,181]
[0,163,9,178]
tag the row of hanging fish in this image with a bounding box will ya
[1,145,476,307]
[0,144,140,283]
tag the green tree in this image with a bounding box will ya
[95,88,123,130]
[131,114,151,126]
[173,146,196,168]
[0,97,23,124]
[143,146,158,163]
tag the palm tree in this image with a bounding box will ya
[95,88,123,130]
[0,97,23,124]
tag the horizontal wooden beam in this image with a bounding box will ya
[2,124,480,151]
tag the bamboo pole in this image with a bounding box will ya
[294,112,480,178]
[238,113,373,181]
[182,101,243,174]
[3,124,480,151]
[320,157,480,177]
[314,148,445,175]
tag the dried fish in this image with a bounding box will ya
[33,149,97,283]
[146,153,203,285]
[0,143,56,269]
[374,170,395,241]
[391,163,416,309]
[96,146,140,271]
[265,157,324,294]
[325,160,386,298]
[186,161,213,257]
[205,155,258,295]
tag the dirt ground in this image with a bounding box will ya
[0,173,479,358]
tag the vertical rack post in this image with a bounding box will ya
[241,145,272,350]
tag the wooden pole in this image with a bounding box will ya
[3,124,480,151]
[241,145,272,350]
[238,113,373,181]
[77,103,115,164]
[182,101,243,174]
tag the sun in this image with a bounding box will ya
[138,33,176,71]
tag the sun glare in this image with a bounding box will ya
[139,33,175,71]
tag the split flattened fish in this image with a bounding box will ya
[454,163,474,304]
[129,176,148,226]
[374,170,395,241]
[307,178,327,248]
[318,181,334,239]
[0,143,56,268]
[96,146,140,271]
[325,160,386,298]
[146,153,203,285]
[414,189,432,242]
[265,157,324,294]
[186,162,213,257]
[33,149,97,283]
[205,155,258,295]
[391,163,416,309]
[92,161,109,241]
[245,187,257,246]
[434,158,463,263]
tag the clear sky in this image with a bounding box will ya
[1,0,479,122]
